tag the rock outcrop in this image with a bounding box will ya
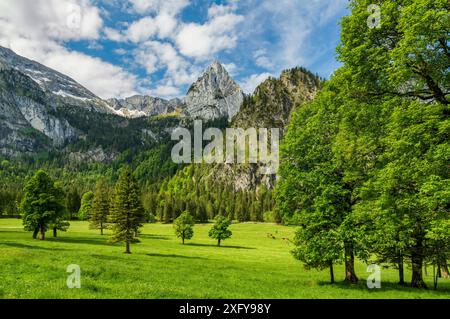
[183,60,243,122]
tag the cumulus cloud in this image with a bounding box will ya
[0,0,139,98]
[128,0,189,15]
[239,72,273,94]
[175,12,243,59]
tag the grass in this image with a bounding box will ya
[0,218,449,299]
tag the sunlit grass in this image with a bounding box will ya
[0,219,449,298]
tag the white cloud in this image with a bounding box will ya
[0,0,139,99]
[175,12,243,59]
[128,0,188,15]
[239,72,273,94]
[151,84,181,98]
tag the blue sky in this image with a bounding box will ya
[0,0,348,99]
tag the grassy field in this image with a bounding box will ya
[0,218,449,299]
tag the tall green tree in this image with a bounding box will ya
[20,170,67,240]
[90,178,110,235]
[338,0,449,105]
[109,167,145,254]
[208,215,232,246]
[173,211,194,244]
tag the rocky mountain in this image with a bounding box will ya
[184,60,243,122]
[0,46,245,158]
[107,95,183,118]
[190,67,323,191]
[111,61,244,121]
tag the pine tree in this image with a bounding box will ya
[90,178,110,235]
[109,167,144,254]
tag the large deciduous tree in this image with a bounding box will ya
[21,170,67,240]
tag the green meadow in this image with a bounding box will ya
[0,218,449,299]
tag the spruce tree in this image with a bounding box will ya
[109,167,144,254]
[90,178,110,235]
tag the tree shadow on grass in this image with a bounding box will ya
[46,236,112,246]
[138,234,171,240]
[184,243,255,250]
[145,253,207,260]
[1,242,68,251]
[317,279,450,293]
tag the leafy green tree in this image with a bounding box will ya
[173,211,194,244]
[208,215,232,246]
[338,0,449,105]
[90,178,110,235]
[358,99,450,288]
[109,167,145,254]
[20,170,67,240]
[78,191,94,221]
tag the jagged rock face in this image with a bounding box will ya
[184,61,243,122]
[0,65,77,155]
[107,95,184,118]
[0,46,113,114]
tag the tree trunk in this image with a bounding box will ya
[329,261,335,284]
[344,243,358,283]
[39,226,45,240]
[411,251,427,288]
[53,227,57,237]
[182,237,185,245]
[100,223,103,236]
[441,261,449,279]
[125,241,131,254]
[398,256,405,285]
[218,238,221,246]
[32,228,39,239]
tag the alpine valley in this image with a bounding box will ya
[0,45,322,222]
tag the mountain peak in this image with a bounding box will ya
[184,60,243,122]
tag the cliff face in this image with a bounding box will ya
[184,60,244,122]
[196,67,323,191]
[0,46,118,156]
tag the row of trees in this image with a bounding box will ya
[20,168,235,253]
[173,212,232,246]
[276,0,449,289]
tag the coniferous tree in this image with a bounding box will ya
[90,178,110,235]
[109,167,144,254]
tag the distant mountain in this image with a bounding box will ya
[0,46,245,157]
[106,95,183,118]
[184,60,243,122]
[107,61,244,121]
[185,67,323,191]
